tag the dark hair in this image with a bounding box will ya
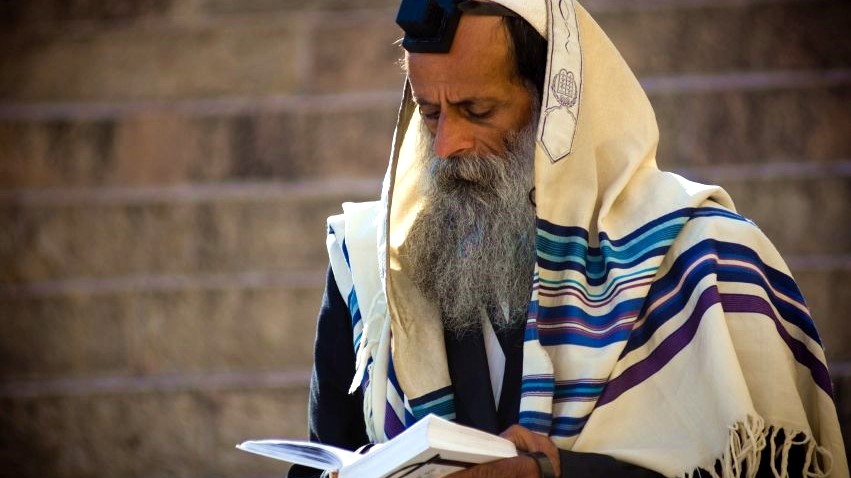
[503,15,548,102]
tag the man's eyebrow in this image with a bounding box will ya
[413,97,437,107]
[412,96,501,107]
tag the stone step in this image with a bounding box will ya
[293,0,851,94]
[0,12,311,102]
[794,267,851,363]
[1,84,848,189]
[4,0,840,31]
[0,8,405,102]
[0,280,325,381]
[0,386,309,478]
[1,366,849,478]
[0,0,186,29]
[651,84,851,170]
[0,183,378,284]
[0,0,397,31]
[0,173,846,283]
[0,101,399,188]
[718,175,850,258]
[0,261,847,384]
[1,257,848,376]
[207,0,396,15]
[596,0,851,78]
[2,1,848,102]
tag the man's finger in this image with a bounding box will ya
[498,425,561,476]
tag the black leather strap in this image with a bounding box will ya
[527,451,557,478]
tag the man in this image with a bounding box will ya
[291,1,848,477]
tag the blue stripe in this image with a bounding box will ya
[388,357,418,428]
[520,412,592,437]
[621,253,716,356]
[554,383,605,400]
[713,242,816,341]
[691,208,747,222]
[600,207,745,247]
[409,387,456,421]
[536,207,747,284]
[341,237,351,267]
[538,221,684,263]
[623,238,819,359]
[519,411,552,433]
[537,207,728,247]
[537,267,657,300]
[551,415,590,437]
[388,357,402,393]
[347,288,361,325]
[521,378,554,394]
[523,306,541,342]
[405,408,416,427]
[537,245,672,285]
[535,298,643,347]
[347,288,362,349]
[519,412,590,437]
[360,357,373,390]
[536,220,589,240]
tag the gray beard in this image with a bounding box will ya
[404,122,537,338]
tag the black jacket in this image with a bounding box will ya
[288,268,665,478]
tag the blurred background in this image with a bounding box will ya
[0,0,848,476]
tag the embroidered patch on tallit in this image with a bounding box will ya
[539,0,582,162]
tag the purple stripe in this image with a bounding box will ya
[384,402,406,439]
[597,286,720,406]
[721,293,833,396]
[558,379,607,385]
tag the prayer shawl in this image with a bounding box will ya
[325,1,848,476]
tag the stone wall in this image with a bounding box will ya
[0,0,848,476]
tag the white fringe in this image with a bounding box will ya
[682,416,834,478]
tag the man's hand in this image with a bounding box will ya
[446,424,561,478]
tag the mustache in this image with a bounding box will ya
[430,153,509,186]
[422,123,537,204]
[426,154,512,208]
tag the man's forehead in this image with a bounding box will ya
[405,15,514,92]
[397,0,521,54]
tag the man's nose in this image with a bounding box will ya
[433,113,474,158]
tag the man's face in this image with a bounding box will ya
[403,15,538,336]
[407,14,534,158]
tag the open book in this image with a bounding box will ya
[236,414,518,477]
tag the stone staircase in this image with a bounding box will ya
[0,0,848,476]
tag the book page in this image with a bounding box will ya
[236,439,361,471]
[344,452,469,478]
